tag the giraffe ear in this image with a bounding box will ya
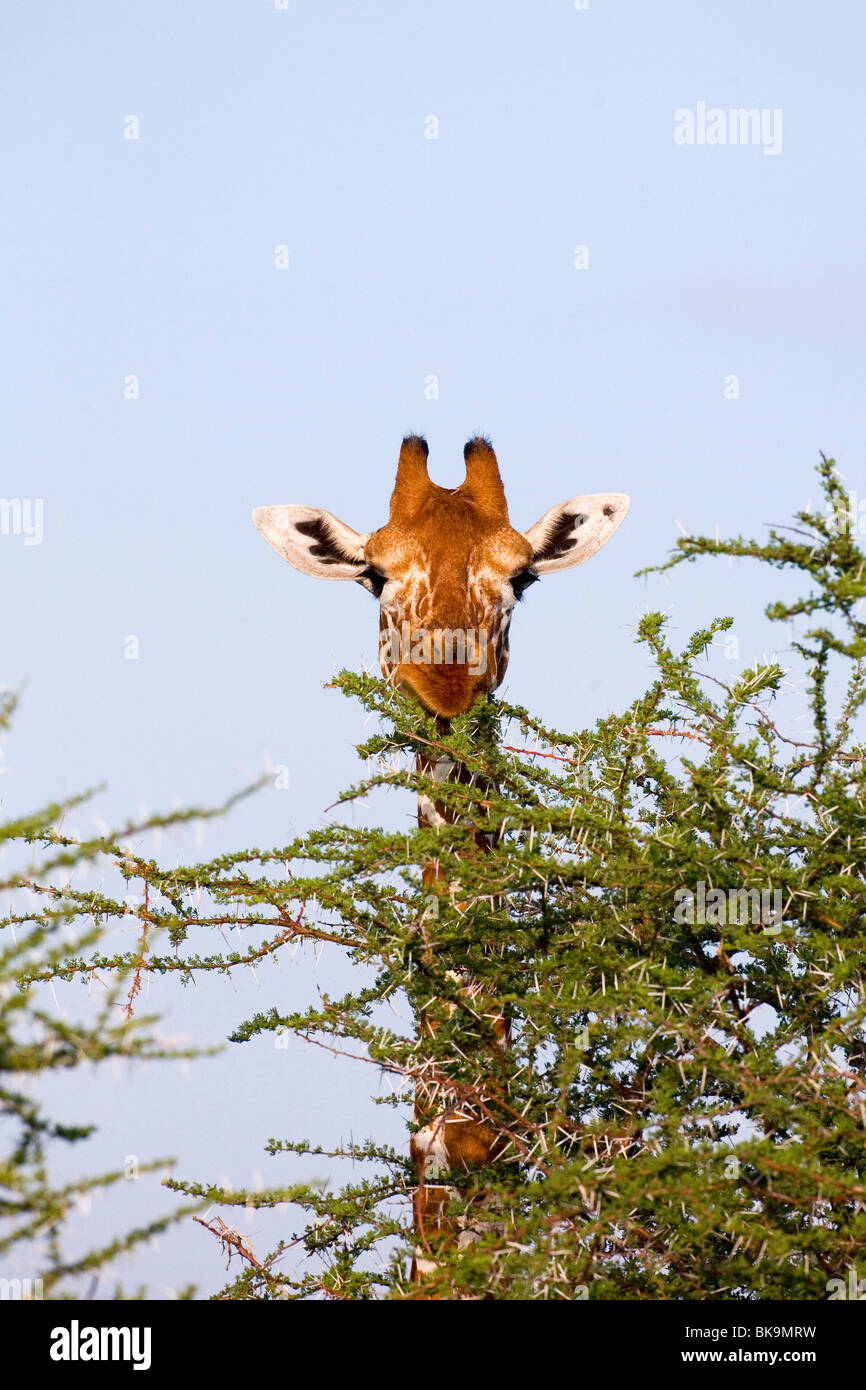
[523,493,630,574]
[252,505,370,580]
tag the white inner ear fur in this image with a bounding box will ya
[523,493,630,574]
[252,505,369,580]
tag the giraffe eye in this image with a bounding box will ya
[510,568,539,600]
[357,566,386,598]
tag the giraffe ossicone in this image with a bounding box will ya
[253,434,629,1291]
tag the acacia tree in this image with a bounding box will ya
[0,690,250,1298]
[6,456,866,1300]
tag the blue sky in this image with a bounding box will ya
[1,0,864,1296]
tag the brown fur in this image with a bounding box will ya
[368,437,533,717]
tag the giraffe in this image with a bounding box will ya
[253,434,629,1290]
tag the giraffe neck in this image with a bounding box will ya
[410,747,508,1292]
[417,751,458,832]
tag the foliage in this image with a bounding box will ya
[0,697,245,1297]
[168,454,866,1298]
[7,456,866,1300]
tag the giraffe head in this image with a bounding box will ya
[253,435,629,718]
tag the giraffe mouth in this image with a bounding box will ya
[393,662,494,717]
[378,622,497,715]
